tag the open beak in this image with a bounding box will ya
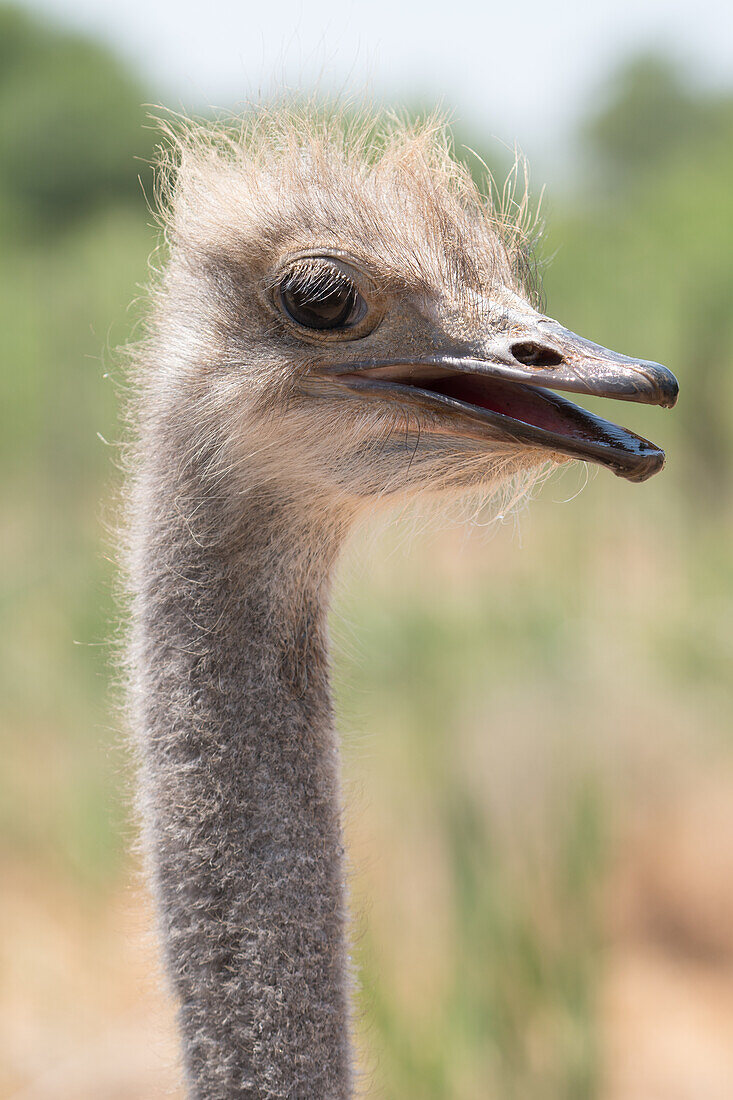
[319,317,679,482]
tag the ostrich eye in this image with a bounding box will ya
[278,261,366,331]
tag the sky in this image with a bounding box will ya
[25,0,733,177]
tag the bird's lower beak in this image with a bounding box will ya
[318,317,679,482]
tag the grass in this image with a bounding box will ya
[332,484,732,1098]
[0,207,153,888]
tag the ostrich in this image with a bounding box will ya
[125,109,677,1100]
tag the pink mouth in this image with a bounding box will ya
[418,372,594,440]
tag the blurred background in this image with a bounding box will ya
[1,1,732,1096]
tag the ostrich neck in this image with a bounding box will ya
[132,470,352,1099]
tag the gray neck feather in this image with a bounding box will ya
[129,448,353,1098]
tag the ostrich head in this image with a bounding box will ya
[149,110,677,531]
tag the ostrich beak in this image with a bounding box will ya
[476,318,679,409]
[321,317,679,482]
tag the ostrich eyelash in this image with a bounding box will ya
[279,259,354,302]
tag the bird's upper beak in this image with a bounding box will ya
[468,317,679,409]
[317,314,679,482]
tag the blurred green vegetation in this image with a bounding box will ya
[0,8,732,1097]
[0,5,156,235]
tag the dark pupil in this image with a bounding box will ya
[280,270,357,329]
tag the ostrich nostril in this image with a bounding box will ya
[511,341,564,368]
